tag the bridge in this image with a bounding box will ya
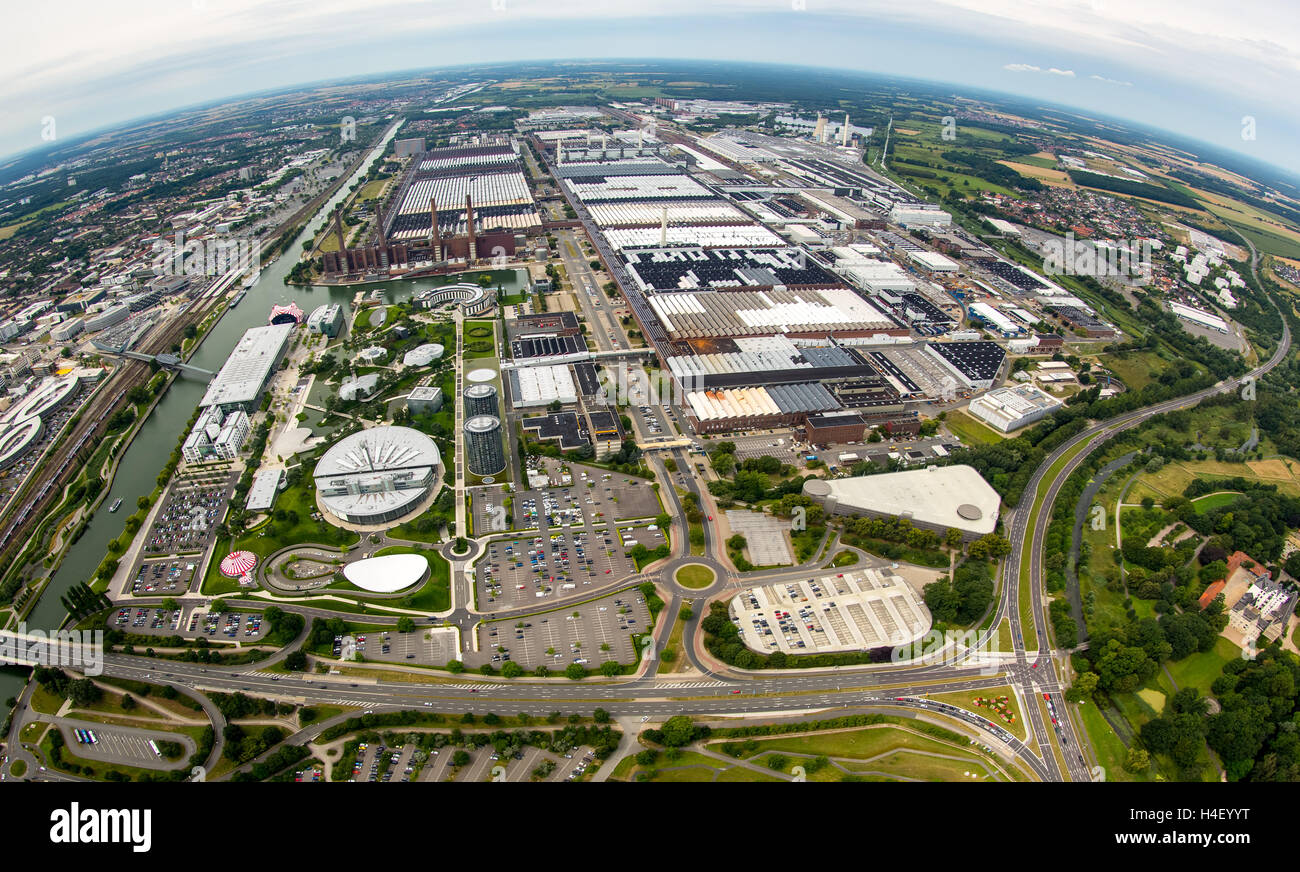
[116,350,215,378]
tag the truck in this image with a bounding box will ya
[838,452,860,464]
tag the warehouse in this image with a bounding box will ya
[603,225,783,249]
[967,301,1023,336]
[967,384,1064,432]
[683,383,839,433]
[521,412,588,451]
[924,341,1006,391]
[199,323,294,411]
[804,412,869,445]
[647,287,900,340]
[509,364,578,408]
[587,201,749,227]
[1169,301,1229,333]
[906,250,960,273]
[624,246,840,292]
[802,464,1000,538]
[565,174,714,203]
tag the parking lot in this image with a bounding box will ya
[129,558,198,596]
[58,720,194,769]
[474,523,664,610]
[109,607,265,642]
[418,743,597,782]
[468,587,651,671]
[144,471,235,555]
[349,626,459,667]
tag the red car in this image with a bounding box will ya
[1043,693,1051,700]
[707,515,713,521]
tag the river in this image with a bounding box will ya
[1,124,531,705]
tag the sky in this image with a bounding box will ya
[5,0,1300,175]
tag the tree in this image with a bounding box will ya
[659,715,696,747]
[69,679,102,707]
[599,660,621,677]
[501,661,524,678]
[396,617,415,633]
[446,659,464,674]
[1124,747,1150,773]
[285,650,308,671]
[565,663,586,680]
[593,708,610,723]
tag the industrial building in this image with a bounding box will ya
[967,384,1064,432]
[464,415,505,476]
[804,412,869,445]
[1169,301,1229,333]
[802,464,1001,538]
[683,383,840,434]
[508,365,576,408]
[313,426,441,525]
[925,341,1006,390]
[647,287,900,340]
[199,323,294,411]
[521,412,588,451]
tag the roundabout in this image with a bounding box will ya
[673,563,716,590]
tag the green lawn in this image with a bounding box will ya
[674,564,715,589]
[1165,636,1239,696]
[945,410,1006,446]
[1190,491,1244,514]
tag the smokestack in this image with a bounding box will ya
[465,194,477,261]
[430,196,442,261]
[842,113,850,147]
[660,206,668,246]
[637,128,644,148]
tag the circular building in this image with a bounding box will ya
[313,425,441,525]
[402,343,445,367]
[464,415,505,476]
[466,367,495,384]
[344,554,427,593]
[357,346,388,364]
[269,302,305,326]
[413,282,494,316]
[463,383,499,418]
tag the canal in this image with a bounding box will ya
[19,123,455,638]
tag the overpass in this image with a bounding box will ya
[114,350,215,378]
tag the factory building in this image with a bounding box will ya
[803,464,1000,539]
[967,384,1064,433]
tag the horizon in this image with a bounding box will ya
[5,2,1300,177]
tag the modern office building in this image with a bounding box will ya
[181,406,251,463]
[306,303,345,337]
[464,414,505,476]
[406,385,444,414]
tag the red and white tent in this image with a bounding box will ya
[220,550,257,577]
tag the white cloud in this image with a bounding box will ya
[1047,67,1076,77]
[1090,74,1134,86]
[1004,63,1043,72]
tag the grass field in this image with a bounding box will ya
[1165,636,1239,696]
[1077,700,1148,782]
[925,685,1028,742]
[1128,457,1300,502]
[945,410,1006,446]
[674,564,715,589]
[1190,491,1244,513]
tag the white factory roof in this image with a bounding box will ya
[245,468,282,513]
[647,287,891,337]
[803,464,1000,535]
[199,323,293,408]
[603,225,782,250]
[565,174,712,202]
[968,384,1064,431]
[907,250,960,272]
[513,364,577,406]
[586,201,747,227]
[1169,301,1229,332]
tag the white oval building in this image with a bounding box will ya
[466,367,495,384]
[344,553,428,592]
[402,343,445,367]
[314,426,441,524]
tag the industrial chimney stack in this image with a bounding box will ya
[465,194,477,261]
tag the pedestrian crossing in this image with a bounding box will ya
[653,680,727,689]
